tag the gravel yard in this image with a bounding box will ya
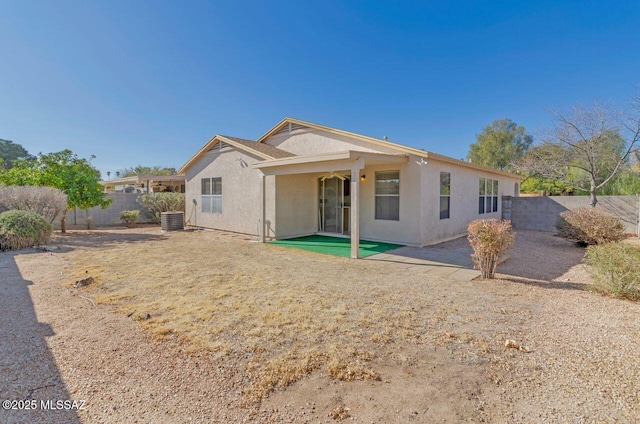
[1,227,639,423]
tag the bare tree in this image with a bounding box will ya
[0,186,67,223]
[515,96,640,207]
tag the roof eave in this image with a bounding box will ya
[252,150,409,170]
[178,134,277,174]
[425,152,526,180]
[178,134,219,174]
[257,117,522,179]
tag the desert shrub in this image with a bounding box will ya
[0,210,52,251]
[556,207,625,246]
[120,210,140,228]
[0,186,67,223]
[586,242,640,300]
[468,219,515,279]
[137,193,185,223]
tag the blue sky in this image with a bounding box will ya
[1,0,639,178]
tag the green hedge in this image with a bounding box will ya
[137,193,185,224]
[586,242,640,301]
[0,210,52,251]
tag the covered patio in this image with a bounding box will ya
[253,150,409,259]
[269,235,402,258]
[269,233,480,281]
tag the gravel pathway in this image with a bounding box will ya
[0,251,80,424]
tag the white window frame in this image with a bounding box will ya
[479,178,498,214]
[440,172,450,220]
[201,177,222,214]
[492,179,499,213]
[375,171,400,221]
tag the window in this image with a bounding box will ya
[478,178,486,214]
[439,172,450,220]
[479,178,498,214]
[375,171,399,220]
[201,177,222,213]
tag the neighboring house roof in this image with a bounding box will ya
[99,175,185,193]
[178,134,295,174]
[99,175,185,186]
[257,117,524,179]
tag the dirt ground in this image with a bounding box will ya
[1,227,639,423]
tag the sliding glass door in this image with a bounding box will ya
[318,176,350,234]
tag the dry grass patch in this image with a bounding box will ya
[67,230,447,401]
[29,227,638,422]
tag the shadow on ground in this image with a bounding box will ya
[498,231,587,283]
[0,252,81,423]
[365,231,588,286]
[364,243,480,281]
[50,228,166,251]
[499,275,586,291]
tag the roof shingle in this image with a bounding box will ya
[220,135,295,159]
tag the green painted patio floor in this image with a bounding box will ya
[270,235,402,258]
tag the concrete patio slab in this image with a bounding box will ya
[364,245,480,282]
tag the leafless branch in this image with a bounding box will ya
[517,94,640,205]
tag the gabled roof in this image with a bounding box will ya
[257,117,396,146]
[180,118,523,179]
[178,134,295,174]
[257,117,523,179]
[221,136,295,159]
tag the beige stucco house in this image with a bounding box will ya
[178,118,523,258]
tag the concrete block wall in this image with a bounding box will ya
[55,193,152,229]
[503,195,640,235]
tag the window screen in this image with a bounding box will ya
[375,171,400,220]
[440,172,450,219]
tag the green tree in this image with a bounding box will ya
[467,119,533,171]
[520,176,573,195]
[597,165,640,195]
[0,139,34,169]
[0,150,111,232]
[120,165,177,177]
[516,98,640,207]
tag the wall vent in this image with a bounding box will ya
[289,123,308,132]
[272,123,309,136]
[207,140,231,152]
[272,127,289,136]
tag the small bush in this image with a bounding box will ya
[468,219,515,279]
[0,186,67,223]
[120,210,140,228]
[0,210,52,251]
[556,207,625,246]
[586,242,640,300]
[137,193,185,223]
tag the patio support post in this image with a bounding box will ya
[350,158,364,259]
[260,173,266,243]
